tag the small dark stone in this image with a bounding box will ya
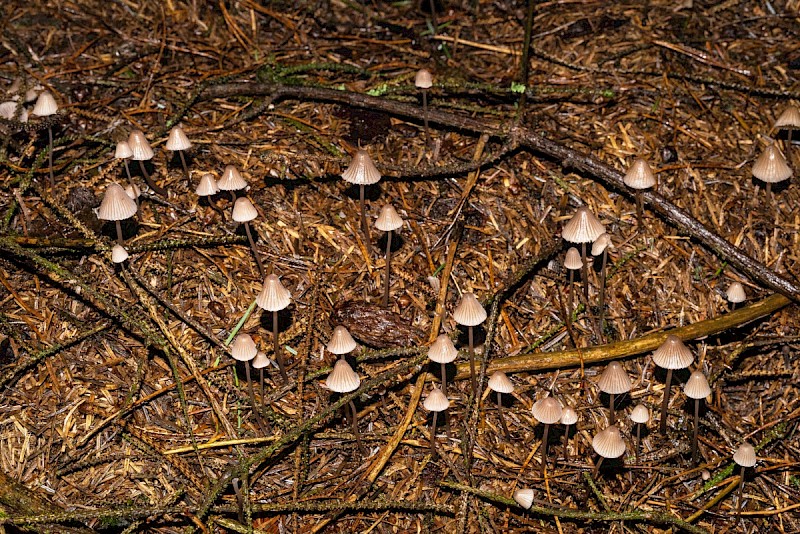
[331,300,424,348]
[661,146,678,164]
[208,301,227,320]
[0,337,13,366]
[65,187,98,213]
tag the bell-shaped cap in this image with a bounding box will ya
[591,233,613,256]
[256,274,291,312]
[512,488,534,509]
[531,396,562,425]
[232,197,258,223]
[564,247,582,270]
[562,206,605,244]
[752,144,792,184]
[0,101,28,122]
[623,158,656,190]
[111,244,129,264]
[231,333,258,362]
[98,183,138,221]
[415,68,433,89]
[733,442,757,468]
[128,130,154,161]
[423,386,449,412]
[427,334,458,364]
[327,326,357,355]
[196,173,220,196]
[452,292,486,327]
[125,184,140,200]
[32,91,58,116]
[592,425,626,459]
[684,369,712,400]
[114,141,133,160]
[252,351,271,369]
[726,282,746,304]
[597,361,632,395]
[217,165,248,191]
[375,204,403,232]
[560,406,578,426]
[341,149,381,185]
[774,105,800,130]
[652,335,694,370]
[165,125,191,151]
[630,404,650,424]
[488,371,514,394]
[326,358,360,393]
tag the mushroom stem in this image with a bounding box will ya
[47,126,54,188]
[540,423,551,479]
[635,190,644,229]
[692,398,700,465]
[114,220,124,246]
[421,89,430,149]
[229,190,236,204]
[766,182,772,203]
[349,400,365,455]
[243,222,265,278]
[259,368,265,404]
[273,310,287,382]
[429,411,438,456]
[467,326,477,398]
[580,242,589,300]
[563,424,571,463]
[440,362,448,396]
[598,249,608,341]
[359,184,372,253]
[497,391,511,439]
[659,368,674,435]
[634,423,641,464]
[244,364,264,430]
[122,161,138,208]
[593,456,604,478]
[609,393,616,425]
[567,270,575,327]
[427,0,438,34]
[382,229,393,307]
[735,465,747,519]
[232,478,244,523]
[137,160,166,196]
[177,150,190,186]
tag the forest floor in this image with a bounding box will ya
[0,0,799,533]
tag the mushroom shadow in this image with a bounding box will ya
[343,183,383,202]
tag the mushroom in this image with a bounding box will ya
[562,206,606,299]
[231,333,262,427]
[128,130,165,196]
[531,396,562,478]
[341,149,381,252]
[629,403,649,463]
[733,442,757,519]
[591,232,613,339]
[31,91,58,187]
[684,369,712,465]
[422,386,449,456]
[427,333,458,395]
[375,204,404,307]
[487,371,514,439]
[252,351,271,408]
[773,104,800,149]
[726,281,747,310]
[195,173,223,216]
[622,157,656,229]
[111,244,129,264]
[512,488,534,510]
[592,424,626,478]
[752,143,792,200]
[231,197,264,278]
[326,358,364,454]
[327,325,357,357]
[97,183,138,246]
[563,247,582,324]
[452,292,487,398]
[652,335,694,435]
[165,125,192,185]
[560,406,578,463]
[114,141,138,207]
[256,274,292,383]
[217,164,248,204]
[414,68,433,148]
[596,361,631,424]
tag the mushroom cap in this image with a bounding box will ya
[487,371,514,394]
[564,247,583,270]
[623,157,656,190]
[726,282,747,304]
[597,361,632,395]
[531,396,563,425]
[256,274,291,312]
[125,184,140,200]
[560,406,578,426]
[231,197,258,223]
[341,149,381,185]
[652,334,694,370]
[415,68,433,89]
[217,165,248,191]
[630,403,650,424]
[114,141,133,160]
[128,130,154,161]
[0,101,28,122]
[252,351,271,369]
[562,206,606,244]
[327,326,357,355]
[752,144,792,184]
[452,292,487,327]
[326,358,360,393]
[165,125,191,151]
[375,204,403,232]
[428,334,458,364]
[774,105,800,130]
[195,173,220,196]
[97,183,138,221]
[591,233,613,256]
[423,387,449,412]
[111,244,129,264]
[733,442,757,468]
[512,488,534,509]
[684,369,712,400]
[32,91,58,116]
[231,333,258,362]
[592,425,626,459]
